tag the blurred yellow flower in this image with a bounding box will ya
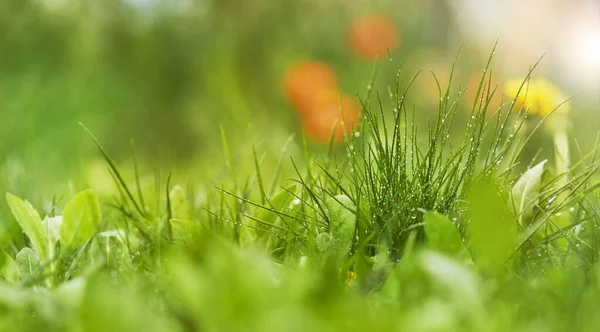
[504,78,570,117]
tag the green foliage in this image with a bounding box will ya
[15,247,42,282]
[169,185,192,221]
[170,219,202,244]
[315,232,333,252]
[5,193,49,262]
[43,216,62,246]
[80,274,177,332]
[423,211,468,258]
[325,194,356,257]
[467,179,518,276]
[0,5,598,329]
[60,190,101,248]
[0,251,19,284]
[254,185,297,234]
[511,160,547,222]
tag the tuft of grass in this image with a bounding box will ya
[221,47,600,285]
[234,47,525,259]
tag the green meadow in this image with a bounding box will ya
[1,1,600,331]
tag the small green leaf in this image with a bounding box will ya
[510,160,547,221]
[325,195,356,257]
[5,193,49,262]
[424,211,468,257]
[60,190,102,248]
[468,179,518,276]
[16,247,42,282]
[256,185,296,224]
[0,251,19,284]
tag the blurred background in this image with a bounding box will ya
[1,0,599,196]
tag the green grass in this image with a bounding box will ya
[1,43,599,332]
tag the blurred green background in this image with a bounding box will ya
[1,0,598,195]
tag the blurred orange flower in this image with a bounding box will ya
[284,61,361,144]
[348,15,399,59]
[284,61,338,115]
[301,95,361,143]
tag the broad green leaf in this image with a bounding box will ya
[0,251,19,284]
[510,160,547,221]
[91,229,139,268]
[0,227,12,249]
[424,211,468,257]
[15,247,42,282]
[315,232,333,252]
[169,185,192,221]
[381,249,420,302]
[5,193,49,262]
[325,195,356,257]
[468,179,518,276]
[61,190,102,248]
